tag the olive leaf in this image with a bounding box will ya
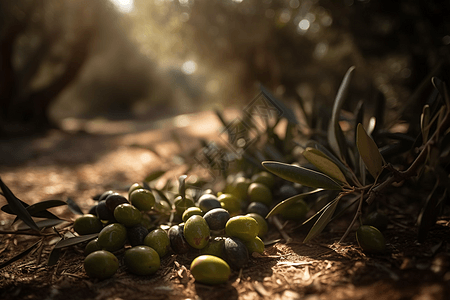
[262,161,343,190]
[328,66,355,160]
[302,147,349,185]
[16,219,66,231]
[67,198,84,215]
[54,233,99,249]
[0,240,42,269]
[356,123,384,179]
[421,105,431,143]
[47,247,62,266]
[144,170,166,183]
[0,177,39,232]
[2,199,64,220]
[260,84,299,125]
[303,195,341,243]
[266,188,324,218]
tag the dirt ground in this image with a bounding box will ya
[1,111,449,300]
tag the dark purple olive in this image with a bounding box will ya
[88,204,98,215]
[197,194,222,212]
[246,202,269,217]
[127,225,149,247]
[96,200,116,222]
[203,208,230,231]
[224,237,249,269]
[105,194,128,212]
[99,190,117,201]
[168,224,191,254]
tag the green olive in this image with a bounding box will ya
[130,189,155,211]
[173,195,195,216]
[97,223,127,252]
[84,238,101,256]
[247,183,272,207]
[124,246,160,276]
[182,207,204,222]
[280,199,309,220]
[251,171,275,189]
[114,203,142,227]
[74,214,103,235]
[218,193,241,215]
[200,237,225,258]
[144,228,170,258]
[245,213,268,237]
[183,215,210,249]
[243,236,265,254]
[190,255,230,285]
[230,177,250,202]
[128,182,144,199]
[225,216,259,242]
[356,225,386,253]
[84,250,119,280]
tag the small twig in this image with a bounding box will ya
[271,216,292,244]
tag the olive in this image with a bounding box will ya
[229,177,250,202]
[363,211,389,231]
[130,189,155,211]
[96,200,116,222]
[200,237,225,258]
[197,194,222,212]
[225,216,259,242]
[128,182,144,199]
[84,250,119,280]
[203,208,230,231]
[246,202,270,218]
[251,171,275,189]
[183,215,210,249]
[279,199,309,220]
[247,183,272,207]
[84,238,101,256]
[88,204,98,215]
[155,199,172,214]
[218,194,241,215]
[275,184,298,200]
[127,225,149,247]
[168,224,191,254]
[190,255,231,285]
[73,214,103,235]
[173,195,195,216]
[356,225,386,254]
[140,213,156,231]
[182,207,204,222]
[245,213,268,237]
[243,236,265,254]
[105,194,128,212]
[99,190,117,201]
[224,237,249,269]
[144,228,170,258]
[124,246,160,276]
[114,203,142,227]
[97,223,127,252]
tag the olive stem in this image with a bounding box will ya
[338,191,363,244]
[271,216,292,244]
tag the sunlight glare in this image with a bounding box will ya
[109,0,135,14]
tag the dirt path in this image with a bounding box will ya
[0,112,449,300]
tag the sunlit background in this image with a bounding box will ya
[1,0,448,133]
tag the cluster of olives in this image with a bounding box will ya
[74,172,285,284]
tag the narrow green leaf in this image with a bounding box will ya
[0,240,42,269]
[328,66,355,159]
[144,170,166,183]
[421,105,431,143]
[16,219,66,231]
[3,199,63,220]
[262,161,343,190]
[260,85,299,125]
[0,177,39,232]
[54,233,98,249]
[309,142,354,180]
[356,123,384,179]
[47,246,62,266]
[303,195,341,243]
[67,198,84,215]
[303,147,348,184]
[266,188,324,218]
